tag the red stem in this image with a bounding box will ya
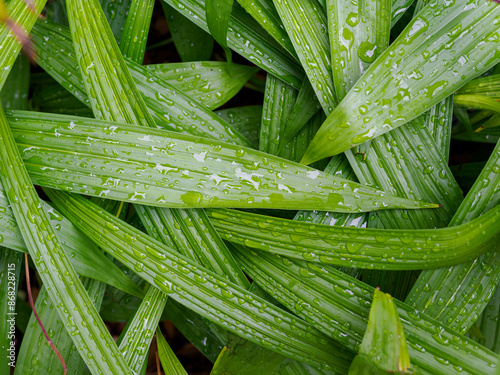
[25,254,67,375]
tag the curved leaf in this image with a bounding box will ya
[31,19,253,145]
[0,0,46,90]
[273,0,337,113]
[233,247,497,374]
[163,0,304,88]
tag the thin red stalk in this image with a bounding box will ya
[25,253,67,375]
[155,333,161,374]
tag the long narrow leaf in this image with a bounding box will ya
[406,139,500,333]
[163,3,214,62]
[260,75,296,155]
[207,205,500,270]
[46,188,354,370]
[31,19,253,145]
[0,0,46,90]
[118,286,167,373]
[9,110,435,212]
[0,104,132,374]
[233,247,497,374]
[273,0,336,113]
[0,185,143,297]
[119,0,154,63]
[301,0,500,164]
[328,0,391,101]
[163,0,304,87]
[206,0,233,62]
[15,278,107,375]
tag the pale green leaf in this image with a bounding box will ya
[156,327,188,375]
[119,0,154,63]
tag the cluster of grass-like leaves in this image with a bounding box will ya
[1,0,500,374]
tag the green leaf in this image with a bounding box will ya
[454,95,500,112]
[147,61,259,110]
[46,188,354,370]
[478,113,500,132]
[156,327,188,375]
[280,80,321,147]
[273,0,337,114]
[473,282,500,353]
[0,187,143,298]
[0,0,46,91]
[207,205,500,270]
[210,283,289,375]
[301,0,500,164]
[345,116,463,230]
[348,289,412,374]
[216,106,263,148]
[164,299,224,363]
[45,0,69,25]
[135,206,249,288]
[118,286,167,373]
[100,0,133,42]
[259,75,297,155]
[163,0,304,87]
[425,96,454,162]
[232,247,497,374]
[32,84,94,118]
[163,2,214,62]
[119,0,155,63]
[457,74,500,98]
[206,0,234,62]
[450,161,487,192]
[406,139,500,333]
[31,19,253,144]
[15,278,107,375]
[0,53,29,110]
[328,0,391,101]
[66,0,155,127]
[237,0,296,57]
[391,0,417,27]
[9,111,436,212]
[0,248,22,373]
[0,104,132,373]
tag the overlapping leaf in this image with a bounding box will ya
[301,0,500,164]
